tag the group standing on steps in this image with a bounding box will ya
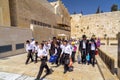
[25,35,101,80]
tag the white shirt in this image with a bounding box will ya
[91,43,95,50]
[34,45,39,53]
[60,44,64,50]
[44,45,49,51]
[61,44,72,56]
[30,41,35,52]
[31,41,35,45]
[26,44,33,52]
[48,43,51,50]
[83,41,86,49]
[37,48,47,57]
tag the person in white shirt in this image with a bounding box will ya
[47,40,51,50]
[43,41,49,51]
[30,38,35,53]
[60,40,72,74]
[89,39,97,67]
[25,40,34,64]
[34,41,39,63]
[35,43,51,80]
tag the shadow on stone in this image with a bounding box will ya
[0,57,9,60]
[114,68,118,74]
[41,68,53,80]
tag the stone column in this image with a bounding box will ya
[118,32,120,79]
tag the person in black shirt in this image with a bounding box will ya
[50,37,58,56]
[55,43,62,66]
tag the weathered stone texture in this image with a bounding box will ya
[71,11,120,39]
[10,0,57,28]
[0,0,11,26]
[0,26,33,58]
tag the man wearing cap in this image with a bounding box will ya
[79,35,89,64]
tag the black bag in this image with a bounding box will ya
[69,66,73,72]
[65,58,70,65]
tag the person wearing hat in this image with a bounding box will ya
[88,38,97,67]
[79,35,89,64]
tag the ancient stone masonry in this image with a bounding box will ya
[71,11,120,39]
[7,0,71,42]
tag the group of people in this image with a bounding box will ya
[25,35,100,80]
[78,35,100,67]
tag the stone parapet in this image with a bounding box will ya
[96,55,119,80]
[98,48,115,74]
[118,32,120,79]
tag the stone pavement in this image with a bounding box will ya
[0,53,103,80]
[0,72,35,80]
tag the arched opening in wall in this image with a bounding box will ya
[8,0,17,27]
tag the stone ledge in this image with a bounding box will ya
[96,55,119,80]
[98,48,115,74]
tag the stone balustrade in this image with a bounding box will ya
[98,48,115,74]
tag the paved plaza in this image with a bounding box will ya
[0,53,103,80]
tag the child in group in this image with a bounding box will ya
[25,40,34,64]
[34,41,39,63]
[71,41,77,63]
[35,43,51,80]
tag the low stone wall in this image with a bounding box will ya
[118,32,120,79]
[101,40,118,46]
[0,27,33,58]
[98,48,115,74]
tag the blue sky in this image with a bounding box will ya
[48,0,120,15]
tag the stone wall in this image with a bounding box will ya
[9,0,57,28]
[118,32,120,79]
[0,0,11,26]
[50,1,71,27]
[71,11,120,39]
[8,0,70,41]
[31,25,70,43]
[0,27,32,58]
